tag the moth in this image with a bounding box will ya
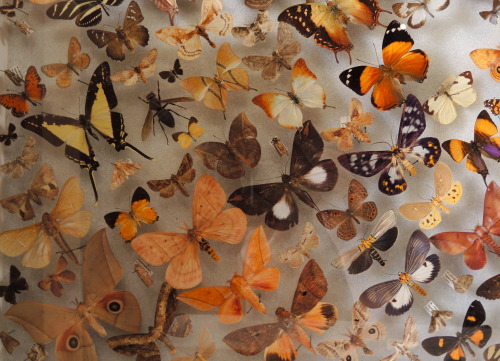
[147,153,196,198]
[110,48,157,85]
[485,98,500,116]
[252,58,327,129]
[150,0,183,26]
[232,10,274,47]
[399,162,462,229]
[41,37,90,88]
[331,210,398,275]
[423,71,477,124]
[381,315,421,361]
[0,330,20,354]
[111,160,141,190]
[0,265,28,304]
[172,117,204,149]
[277,221,319,268]
[155,0,233,60]
[270,136,288,157]
[194,112,260,179]
[178,226,279,323]
[0,177,91,268]
[0,136,38,179]
[393,0,451,28]
[46,0,125,27]
[442,110,500,185]
[131,174,247,289]
[171,328,215,361]
[5,229,142,361]
[278,0,389,62]
[159,59,183,83]
[244,0,273,9]
[223,259,338,361]
[470,48,500,82]
[0,123,17,146]
[429,181,500,270]
[1,65,24,86]
[359,230,440,316]
[452,274,474,294]
[321,98,374,151]
[0,65,46,117]
[1,163,58,221]
[229,120,338,231]
[104,187,159,242]
[429,310,453,334]
[133,259,154,287]
[38,255,76,297]
[22,62,152,203]
[480,0,500,24]
[476,274,500,300]
[339,21,429,110]
[8,19,34,36]
[0,0,25,17]
[242,22,301,82]
[316,179,378,241]
[107,282,192,359]
[317,301,386,360]
[26,344,48,361]
[422,300,492,361]
[484,344,500,361]
[338,94,441,196]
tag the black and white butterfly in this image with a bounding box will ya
[46,0,124,27]
[338,94,441,196]
[0,123,17,146]
[160,59,183,83]
[228,120,338,231]
[359,229,440,316]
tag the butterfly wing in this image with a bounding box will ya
[470,48,500,82]
[484,98,500,116]
[477,274,500,300]
[253,92,300,128]
[194,142,245,179]
[291,259,327,315]
[111,160,141,190]
[228,112,261,168]
[484,344,500,361]
[291,58,325,110]
[223,323,281,356]
[483,180,500,235]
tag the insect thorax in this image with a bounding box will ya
[276,307,295,331]
[288,91,301,105]
[41,212,58,237]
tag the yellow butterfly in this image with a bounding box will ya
[172,117,204,148]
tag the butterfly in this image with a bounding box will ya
[172,117,204,149]
[108,282,192,359]
[131,174,247,289]
[21,62,152,203]
[0,136,39,179]
[360,229,440,316]
[429,310,453,334]
[381,315,421,361]
[338,94,441,196]
[316,179,378,240]
[1,163,58,221]
[110,48,157,85]
[480,0,500,24]
[270,136,289,157]
[160,59,183,83]
[339,21,429,111]
[223,259,338,361]
[38,255,76,297]
[147,153,196,198]
[244,0,272,9]
[133,259,154,287]
[392,0,450,28]
[0,65,46,117]
[252,58,327,129]
[178,225,280,324]
[0,330,20,355]
[278,1,389,62]
[5,229,142,361]
[485,99,500,116]
[331,209,398,275]
[232,10,274,47]
[277,221,319,268]
[484,344,500,361]
[155,0,233,60]
[104,187,159,242]
[0,0,25,17]
[41,37,90,88]
[399,162,462,229]
[422,300,492,361]
[320,98,374,151]
[317,301,386,361]
[476,274,500,300]
[171,328,215,361]
[470,48,500,82]
[430,181,500,270]
[229,120,338,231]
[26,344,47,361]
[0,123,17,146]
[242,22,301,82]
[46,0,125,27]
[194,112,260,179]
[111,160,141,190]
[0,265,28,304]
[0,177,90,268]
[179,42,254,117]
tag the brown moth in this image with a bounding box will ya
[26,343,48,361]
[38,255,76,297]
[0,331,20,354]
[0,136,39,179]
[232,10,274,47]
[110,48,157,86]
[133,259,154,287]
[171,328,215,361]
[453,274,473,293]
[111,160,141,190]
[244,0,273,10]
[476,273,500,300]
[147,153,196,198]
[428,310,453,333]
[278,222,319,268]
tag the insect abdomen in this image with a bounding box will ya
[199,238,220,261]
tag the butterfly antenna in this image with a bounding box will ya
[255,175,281,182]
[373,42,381,65]
[78,79,90,86]
[212,135,224,143]
[56,245,86,255]
[11,4,28,15]
[355,58,378,67]
[372,141,392,148]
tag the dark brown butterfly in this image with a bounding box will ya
[159,59,183,83]
[316,179,377,240]
[147,153,196,198]
[0,123,17,146]
[194,112,261,179]
[476,274,500,300]
[0,265,28,304]
[87,1,149,61]
[223,259,338,361]
[0,330,20,354]
[0,0,25,17]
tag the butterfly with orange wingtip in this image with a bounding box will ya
[340,20,429,111]
[38,255,76,297]
[110,160,141,190]
[110,48,157,86]
[155,0,233,61]
[393,0,451,29]
[178,226,280,324]
[470,48,500,82]
[0,136,39,179]
[172,117,204,149]
[252,58,327,129]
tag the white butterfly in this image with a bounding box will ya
[392,0,450,28]
[423,71,477,125]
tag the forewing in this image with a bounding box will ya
[359,280,401,309]
[338,151,392,177]
[405,230,431,274]
[223,324,281,356]
[291,259,327,315]
[228,112,261,168]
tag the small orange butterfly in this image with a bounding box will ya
[470,48,500,82]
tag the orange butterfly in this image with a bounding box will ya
[178,226,280,324]
[0,66,46,117]
[470,48,500,82]
[339,20,429,110]
[131,174,247,289]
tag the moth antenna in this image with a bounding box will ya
[56,245,86,254]
[212,135,224,142]
[372,141,392,148]
[7,2,28,15]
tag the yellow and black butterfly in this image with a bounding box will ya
[21,62,152,203]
